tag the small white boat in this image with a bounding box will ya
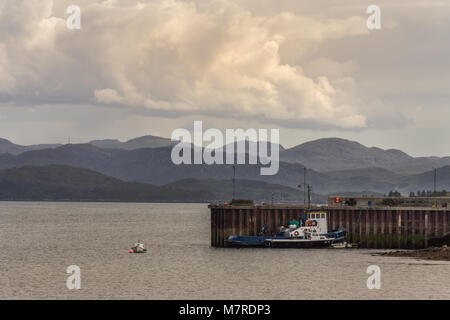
[331,241,352,249]
[130,240,147,253]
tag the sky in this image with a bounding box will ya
[0,0,449,156]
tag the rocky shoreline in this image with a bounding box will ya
[377,245,450,261]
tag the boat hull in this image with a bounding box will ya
[225,236,291,247]
[264,239,333,248]
[225,229,344,248]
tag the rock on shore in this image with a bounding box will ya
[377,245,450,261]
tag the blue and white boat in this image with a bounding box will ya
[225,211,345,248]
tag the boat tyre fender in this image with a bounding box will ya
[293,231,300,237]
[312,220,318,226]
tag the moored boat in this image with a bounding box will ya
[129,240,147,253]
[225,211,345,248]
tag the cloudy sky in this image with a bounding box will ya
[0,0,449,156]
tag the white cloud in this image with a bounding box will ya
[0,0,372,129]
[94,88,123,104]
[2,0,450,157]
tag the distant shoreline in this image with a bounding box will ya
[0,199,210,204]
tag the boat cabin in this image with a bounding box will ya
[288,211,328,238]
[305,212,328,232]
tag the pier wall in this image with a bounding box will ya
[209,205,450,249]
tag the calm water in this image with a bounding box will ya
[0,202,449,300]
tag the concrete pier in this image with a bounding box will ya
[209,204,450,249]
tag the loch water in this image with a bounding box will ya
[1,202,449,299]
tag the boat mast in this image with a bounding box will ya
[232,165,236,200]
[303,167,306,205]
[307,185,312,210]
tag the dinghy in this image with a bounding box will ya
[130,240,147,253]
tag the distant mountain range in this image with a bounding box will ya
[0,143,330,190]
[0,135,176,155]
[2,135,449,174]
[0,136,448,197]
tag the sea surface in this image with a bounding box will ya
[0,202,449,300]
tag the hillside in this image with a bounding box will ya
[164,178,325,203]
[281,138,450,174]
[0,165,318,202]
[89,135,176,150]
[0,144,448,196]
[0,138,61,155]
[325,167,403,181]
[0,137,449,196]
[2,135,450,176]
[0,165,207,201]
[397,166,450,193]
[281,138,412,171]
[0,144,331,191]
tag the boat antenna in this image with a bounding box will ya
[303,167,306,205]
[434,168,437,194]
[232,165,236,200]
[307,185,312,210]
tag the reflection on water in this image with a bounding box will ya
[0,202,449,300]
